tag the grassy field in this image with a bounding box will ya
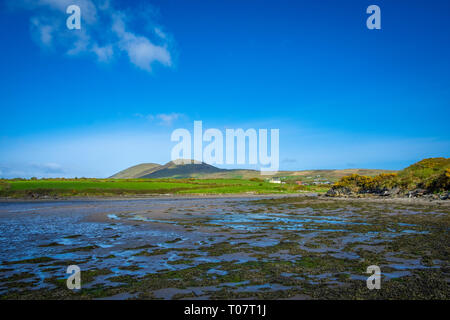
[0,178,330,198]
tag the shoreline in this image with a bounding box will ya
[0,192,449,206]
[316,195,450,207]
[0,192,305,203]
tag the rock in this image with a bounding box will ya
[407,188,428,198]
[326,187,353,197]
[390,187,401,195]
[439,192,449,200]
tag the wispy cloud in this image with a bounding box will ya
[0,129,172,178]
[282,158,297,164]
[9,0,174,72]
[134,112,185,126]
[111,13,171,71]
[0,162,65,178]
[155,113,184,126]
[31,162,65,174]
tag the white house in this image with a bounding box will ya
[269,177,281,184]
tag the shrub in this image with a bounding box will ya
[425,168,450,192]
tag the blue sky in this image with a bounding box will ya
[0,0,449,178]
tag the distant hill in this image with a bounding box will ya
[110,160,395,181]
[110,163,162,179]
[140,160,225,178]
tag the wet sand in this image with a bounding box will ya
[0,195,448,299]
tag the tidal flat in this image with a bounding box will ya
[0,196,448,299]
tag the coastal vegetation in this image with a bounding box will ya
[327,158,450,197]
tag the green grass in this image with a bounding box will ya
[0,178,330,198]
[8,180,195,191]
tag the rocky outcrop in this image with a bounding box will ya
[326,186,448,200]
[325,187,353,197]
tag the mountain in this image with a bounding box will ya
[110,163,162,179]
[140,160,224,178]
[110,159,395,181]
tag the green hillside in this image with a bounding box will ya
[327,157,450,196]
[397,157,450,191]
[140,160,225,178]
[109,163,161,179]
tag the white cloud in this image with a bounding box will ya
[282,158,297,164]
[134,113,185,126]
[134,112,186,126]
[154,27,167,39]
[11,0,174,72]
[112,13,171,71]
[157,113,183,126]
[30,17,56,46]
[91,43,114,62]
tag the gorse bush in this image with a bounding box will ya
[333,173,398,192]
